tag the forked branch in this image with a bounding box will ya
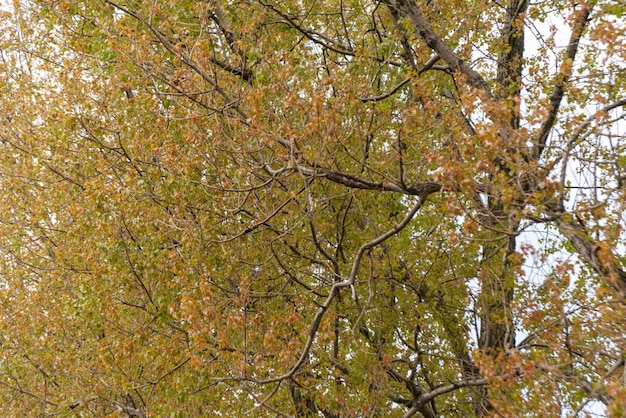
[254,196,428,384]
[389,0,493,96]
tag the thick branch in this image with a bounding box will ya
[265,160,442,199]
[552,208,626,299]
[496,0,528,128]
[391,0,493,96]
[209,57,254,82]
[532,4,593,160]
[318,168,441,200]
[417,378,488,406]
[208,0,244,58]
[208,0,253,82]
[496,0,528,95]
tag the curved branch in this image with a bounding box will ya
[258,0,355,56]
[254,196,427,384]
[360,77,411,103]
[569,98,626,145]
[401,378,488,418]
[416,378,487,406]
[359,55,441,102]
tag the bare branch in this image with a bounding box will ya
[566,98,626,151]
[558,98,626,193]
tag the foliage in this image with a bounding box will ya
[0,0,625,416]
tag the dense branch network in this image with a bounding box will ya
[0,0,625,416]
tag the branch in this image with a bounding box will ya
[146,357,190,387]
[254,196,427,384]
[104,0,249,120]
[550,207,626,299]
[532,4,593,160]
[569,98,626,145]
[242,382,293,418]
[360,77,411,103]
[385,367,436,418]
[297,165,441,199]
[258,0,355,56]
[496,0,529,129]
[264,158,442,199]
[535,362,612,406]
[416,378,487,405]
[209,186,306,244]
[558,98,626,193]
[209,57,253,82]
[208,0,253,82]
[359,55,441,102]
[208,0,244,58]
[390,0,493,96]
[496,0,528,98]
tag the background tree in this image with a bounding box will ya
[0,0,625,416]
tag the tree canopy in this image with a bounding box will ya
[0,0,625,416]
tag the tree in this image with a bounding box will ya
[0,0,625,416]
